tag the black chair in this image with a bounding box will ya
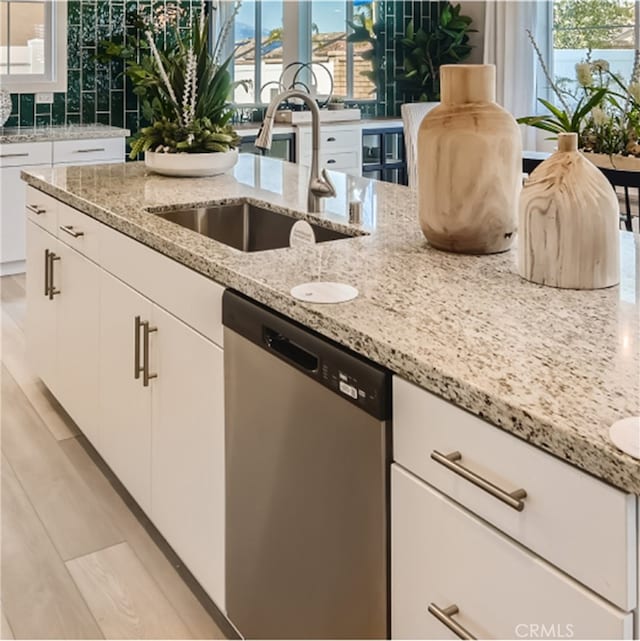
[522,155,640,232]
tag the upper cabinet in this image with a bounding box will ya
[0,0,67,93]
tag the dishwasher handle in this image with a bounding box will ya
[264,326,319,372]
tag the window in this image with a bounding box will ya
[229,0,376,106]
[0,0,67,92]
[552,0,639,96]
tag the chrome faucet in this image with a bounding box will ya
[255,89,337,213]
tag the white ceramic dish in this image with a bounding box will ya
[145,148,239,177]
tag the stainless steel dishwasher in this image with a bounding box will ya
[223,290,391,640]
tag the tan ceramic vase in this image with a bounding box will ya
[417,64,522,254]
[518,133,619,289]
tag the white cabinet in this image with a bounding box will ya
[392,375,637,640]
[99,272,153,513]
[392,465,633,640]
[1,142,52,275]
[55,242,101,444]
[151,304,226,611]
[2,135,126,274]
[296,123,362,177]
[26,217,101,445]
[25,220,58,392]
[98,269,226,608]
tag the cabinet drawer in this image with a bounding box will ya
[298,125,361,155]
[393,376,636,611]
[299,151,360,174]
[53,138,125,165]
[25,186,59,234]
[99,222,224,347]
[57,202,102,262]
[392,465,633,640]
[0,141,51,167]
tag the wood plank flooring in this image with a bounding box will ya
[1,274,226,640]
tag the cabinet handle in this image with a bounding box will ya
[0,152,29,159]
[142,320,157,387]
[134,316,143,380]
[326,159,336,164]
[47,250,60,300]
[44,248,50,297]
[431,450,527,511]
[428,604,476,640]
[27,204,46,215]
[60,224,84,238]
[73,147,105,154]
[326,137,336,142]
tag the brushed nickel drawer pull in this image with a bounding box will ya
[142,320,157,387]
[47,251,60,300]
[44,248,50,296]
[134,316,143,380]
[27,204,46,215]
[0,152,29,159]
[431,450,527,511]
[73,147,106,153]
[428,603,476,640]
[60,224,84,238]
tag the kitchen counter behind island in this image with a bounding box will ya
[21,154,640,493]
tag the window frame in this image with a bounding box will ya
[0,0,67,93]
[226,0,375,106]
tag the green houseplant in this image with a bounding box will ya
[99,2,243,175]
[397,2,475,102]
[517,30,640,167]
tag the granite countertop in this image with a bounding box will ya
[0,123,130,144]
[21,155,640,493]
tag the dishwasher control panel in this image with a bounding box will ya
[321,364,380,410]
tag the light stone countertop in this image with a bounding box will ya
[0,123,130,144]
[22,155,640,493]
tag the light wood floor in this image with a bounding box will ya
[0,274,227,640]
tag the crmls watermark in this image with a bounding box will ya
[515,623,575,639]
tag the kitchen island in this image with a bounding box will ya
[22,154,639,493]
[21,154,640,638]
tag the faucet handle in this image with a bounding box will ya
[321,168,337,198]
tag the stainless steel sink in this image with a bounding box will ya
[150,202,356,252]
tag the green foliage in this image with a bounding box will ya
[554,0,635,49]
[129,118,241,158]
[397,2,475,102]
[517,88,608,134]
[98,12,240,156]
[346,9,386,95]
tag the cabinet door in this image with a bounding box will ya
[55,242,100,446]
[25,220,58,393]
[392,465,633,640]
[1,164,49,271]
[151,304,225,611]
[99,271,152,513]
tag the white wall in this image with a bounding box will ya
[461,1,486,63]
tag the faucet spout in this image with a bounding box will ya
[256,89,336,213]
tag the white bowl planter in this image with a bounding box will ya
[145,148,239,177]
[582,151,640,172]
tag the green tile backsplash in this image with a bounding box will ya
[7,0,201,131]
[7,1,442,131]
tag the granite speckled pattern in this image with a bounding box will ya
[0,123,130,144]
[22,155,640,493]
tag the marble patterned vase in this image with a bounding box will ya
[417,64,522,254]
[0,89,12,127]
[518,133,619,290]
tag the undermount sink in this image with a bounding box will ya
[149,202,356,252]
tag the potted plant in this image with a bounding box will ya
[396,2,475,102]
[518,30,640,170]
[100,2,243,177]
[327,96,346,110]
